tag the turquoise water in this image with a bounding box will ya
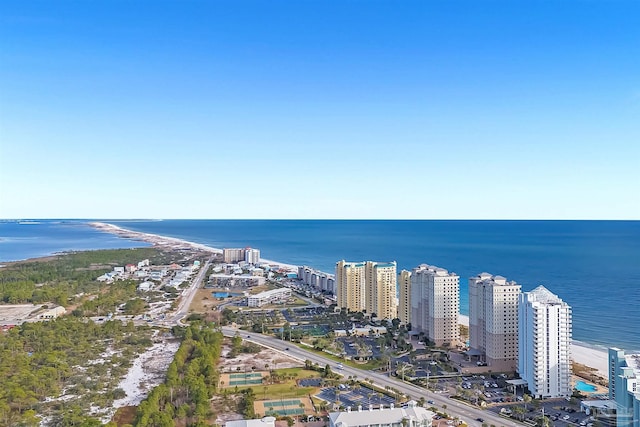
[213,292,241,298]
[2,219,640,352]
[575,380,597,392]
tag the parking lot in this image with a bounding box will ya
[489,399,595,427]
[316,385,396,409]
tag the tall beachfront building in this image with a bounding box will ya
[223,248,246,263]
[244,248,260,264]
[398,270,412,325]
[518,285,572,399]
[365,261,397,320]
[336,261,366,313]
[469,272,521,372]
[410,264,460,347]
[608,348,640,427]
[336,260,398,319]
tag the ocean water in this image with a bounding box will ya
[0,220,149,262]
[1,219,639,352]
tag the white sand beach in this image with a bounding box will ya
[460,314,608,377]
[90,222,298,271]
[93,222,610,378]
[571,342,609,377]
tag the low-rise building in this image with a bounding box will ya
[37,306,66,320]
[138,281,154,292]
[226,417,275,427]
[329,401,433,427]
[247,288,292,307]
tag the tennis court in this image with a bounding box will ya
[255,397,313,417]
[220,371,265,387]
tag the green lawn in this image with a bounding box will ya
[294,344,384,371]
[233,368,320,399]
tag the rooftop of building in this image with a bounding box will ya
[413,264,457,277]
[470,272,520,287]
[329,401,433,427]
[226,416,276,427]
[249,288,291,298]
[526,285,566,304]
[613,347,640,378]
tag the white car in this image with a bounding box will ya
[563,415,571,420]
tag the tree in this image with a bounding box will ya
[523,394,532,411]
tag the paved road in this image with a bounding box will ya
[221,327,523,427]
[171,258,212,324]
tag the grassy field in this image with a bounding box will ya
[296,343,383,371]
[233,367,321,399]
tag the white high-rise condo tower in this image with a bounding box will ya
[518,285,572,399]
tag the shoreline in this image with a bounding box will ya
[459,314,609,377]
[12,221,609,378]
[93,222,612,378]
[88,222,299,271]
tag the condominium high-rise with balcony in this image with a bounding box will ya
[336,260,398,320]
[398,270,412,325]
[608,347,640,427]
[336,261,366,313]
[518,285,572,399]
[365,261,397,320]
[410,264,460,347]
[469,272,521,372]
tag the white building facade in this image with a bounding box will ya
[469,272,521,372]
[518,285,572,399]
[410,264,460,347]
[329,401,433,427]
[245,248,260,264]
[247,288,292,307]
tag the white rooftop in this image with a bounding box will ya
[226,417,276,427]
[527,285,564,304]
[330,401,433,427]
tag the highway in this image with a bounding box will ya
[170,258,212,324]
[221,326,523,427]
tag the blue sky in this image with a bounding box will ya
[1,0,638,219]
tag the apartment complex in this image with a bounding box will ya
[245,248,260,264]
[365,261,397,320]
[410,264,460,347]
[336,260,397,319]
[223,247,261,264]
[609,348,640,427]
[298,266,336,294]
[469,272,521,371]
[397,270,411,325]
[336,261,366,312]
[518,285,572,399]
[329,401,433,427]
[223,248,245,263]
[247,288,292,307]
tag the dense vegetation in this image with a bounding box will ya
[134,323,223,426]
[0,248,166,306]
[0,317,155,426]
[0,248,183,426]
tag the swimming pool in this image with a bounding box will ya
[575,380,597,392]
[213,291,241,298]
